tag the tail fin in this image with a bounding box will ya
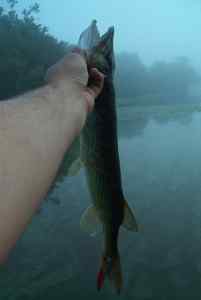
[97,254,123,294]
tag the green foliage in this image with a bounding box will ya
[115,52,150,98]
[149,57,200,99]
[0,0,68,100]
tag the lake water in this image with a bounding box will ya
[1,104,201,300]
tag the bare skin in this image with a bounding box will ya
[0,51,104,263]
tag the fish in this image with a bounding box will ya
[69,21,138,294]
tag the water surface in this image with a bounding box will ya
[2,104,201,300]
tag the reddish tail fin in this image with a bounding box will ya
[97,268,105,291]
[97,254,123,294]
[97,255,107,291]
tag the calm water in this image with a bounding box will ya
[1,104,201,300]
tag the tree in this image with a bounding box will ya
[0,0,68,100]
[115,52,149,99]
[149,57,201,103]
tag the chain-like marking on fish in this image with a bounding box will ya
[77,21,138,294]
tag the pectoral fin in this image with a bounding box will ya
[80,205,102,236]
[122,200,138,232]
[67,158,83,176]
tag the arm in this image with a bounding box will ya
[0,52,104,262]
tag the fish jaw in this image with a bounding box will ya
[78,20,100,50]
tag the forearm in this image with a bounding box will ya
[0,82,87,262]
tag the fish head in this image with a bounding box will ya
[90,26,115,77]
[78,21,115,78]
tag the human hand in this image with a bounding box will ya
[45,49,104,113]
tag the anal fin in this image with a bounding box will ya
[122,200,138,232]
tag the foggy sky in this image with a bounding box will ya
[19,0,201,69]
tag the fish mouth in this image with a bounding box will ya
[78,19,100,50]
[78,20,115,76]
[97,26,114,56]
[78,20,114,54]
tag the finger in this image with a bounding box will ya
[88,68,104,98]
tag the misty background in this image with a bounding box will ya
[34,0,201,68]
[38,0,201,105]
[1,0,201,105]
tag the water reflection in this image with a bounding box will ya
[49,104,200,191]
[1,105,201,299]
[118,110,201,299]
[118,104,200,140]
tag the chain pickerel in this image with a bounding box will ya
[69,21,138,294]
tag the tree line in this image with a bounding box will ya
[0,0,67,100]
[115,53,201,105]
